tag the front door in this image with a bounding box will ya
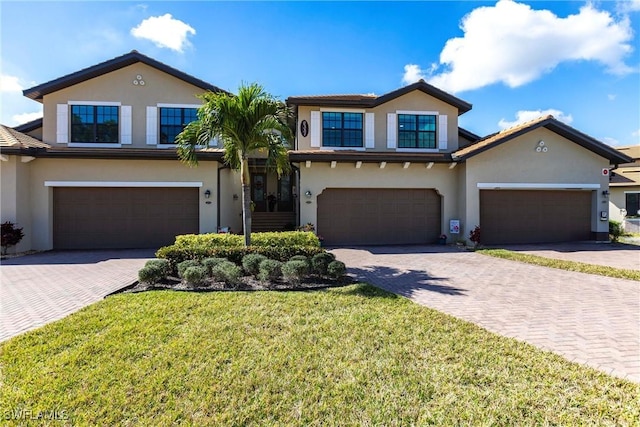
[278,174,294,212]
[251,173,267,212]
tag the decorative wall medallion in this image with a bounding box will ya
[300,120,309,137]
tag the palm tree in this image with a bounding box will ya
[176,83,292,246]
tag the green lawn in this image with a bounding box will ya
[477,249,640,281]
[1,285,638,425]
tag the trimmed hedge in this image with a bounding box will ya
[311,252,335,276]
[282,260,309,284]
[258,259,282,282]
[173,231,320,249]
[182,266,207,286]
[327,260,347,279]
[177,260,201,279]
[211,261,242,286]
[242,254,268,277]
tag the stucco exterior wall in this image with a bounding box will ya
[0,156,32,252]
[609,186,640,222]
[219,168,243,233]
[27,158,219,250]
[297,161,457,237]
[463,127,610,237]
[41,63,207,148]
[295,91,460,152]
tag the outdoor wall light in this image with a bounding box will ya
[602,190,610,197]
[233,194,239,201]
[305,190,313,198]
[204,189,211,199]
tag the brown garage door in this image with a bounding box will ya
[480,190,592,245]
[53,187,199,249]
[317,188,441,245]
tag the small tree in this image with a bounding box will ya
[1,221,24,255]
[469,225,481,249]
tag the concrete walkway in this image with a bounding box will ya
[0,250,153,342]
[332,245,640,383]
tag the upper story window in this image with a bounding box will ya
[322,112,363,147]
[160,107,198,144]
[398,114,436,149]
[70,105,119,143]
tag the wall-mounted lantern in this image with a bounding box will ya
[204,189,211,199]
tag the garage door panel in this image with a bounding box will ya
[54,187,199,249]
[480,190,591,245]
[318,188,441,245]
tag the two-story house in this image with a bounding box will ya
[0,51,632,252]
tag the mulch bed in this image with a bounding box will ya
[118,275,354,294]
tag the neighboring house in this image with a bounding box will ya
[0,51,632,252]
[609,145,640,231]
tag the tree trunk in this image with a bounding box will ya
[240,154,251,246]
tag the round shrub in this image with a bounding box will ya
[327,260,347,279]
[138,265,165,285]
[311,252,334,276]
[182,266,207,286]
[282,260,310,284]
[242,253,268,277]
[289,255,311,275]
[177,260,201,279]
[202,257,228,276]
[211,261,242,286]
[258,259,283,282]
[145,259,171,277]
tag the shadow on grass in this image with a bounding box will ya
[348,265,467,297]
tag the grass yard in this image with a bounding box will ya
[1,284,638,425]
[477,249,640,281]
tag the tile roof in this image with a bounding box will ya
[286,80,472,115]
[23,51,228,101]
[0,125,50,149]
[452,115,632,165]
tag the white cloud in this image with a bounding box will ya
[402,64,426,85]
[617,0,640,13]
[608,94,617,101]
[601,136,620,146]
[422,0,634,93]
[12,112,43,126]
[1,74,23,92]
[498,109,573,129]
[632,129,640,137]
[131,14,196,52]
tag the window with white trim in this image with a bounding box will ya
[626,192,640,217]
[322,112,363,147]
[397,114,436,149]
[70,105,119,143]
[159,107,198,144]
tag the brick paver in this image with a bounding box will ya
[0,250,153,342]
[332,245,640,383]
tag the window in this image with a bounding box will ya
[398,114,436,149]
[160,108,198,144]
[70,105,119,143]
[626,193,640,217]
[322,112,363,147]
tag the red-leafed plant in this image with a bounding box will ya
[469,225,481,249]
[1,221,24,255]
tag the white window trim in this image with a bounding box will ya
[477,183,601,190]
[68,101,122,145]
[396,110,439,116]
[45,181,203,188]
[157,103,202,109]
[393,110,442,151]
[624,191,640,194]
[320,146,366,151]
[157,104,202,145]
[320,108,366,113]
[395,148,439,153]
[68,101,121,106]
[68,143,122,148]
[319,109,366,149]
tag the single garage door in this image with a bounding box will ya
[53,187,199,249]
[480,190,592,245]
[317,188,441,245]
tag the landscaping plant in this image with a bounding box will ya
[242,253,268,277]
[609,220,623,242]
[211,260,242,287]
[469,225,481,249]
[282,260,309,284]
[182,266,207,286]
[258,259,283,282]
[1,221,24,255]
[177,260,201,279]
[327,260,347,279]
[311,252,335,276]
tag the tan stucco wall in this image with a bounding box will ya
[42,63,208,148]
[463,127,610,237]
[295,91,460,152]
[219,168,243,233]
[297,161,458,238]
[0,156,32,252]
[609,187,640,222]
[27,158,219,250]
[25,126,43,140]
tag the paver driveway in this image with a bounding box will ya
[332,245,640,383]
[0,250,153,342]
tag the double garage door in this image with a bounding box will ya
[480,190,592,245]
[53,187,199,249]
[317,188,441,245]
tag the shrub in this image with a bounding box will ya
[469,225,481,249]
[202,257,228,276]
[242,254,268,277]
[211,261,242,286]
[144,259,171,277]
[182,266,207,286]
[311,252,335,276]
[177,260,201,279]
[289,255,311,275]
[282,260,310,284]
[609,220,623,243]
[327,260,347,279]
[138,265,165,285]
[1,221,25,255]
[172,231,320,249]
[258,259,283,282]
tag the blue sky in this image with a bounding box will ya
[1,0,639,146]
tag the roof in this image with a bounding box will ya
[23,51,228,101]
[614,145,640,163]
[286,80,472,115]
[288,150,452,164]
[0,125,50,150]
[452,115,633,165]
[610,168,639,186]
[13,117,43,133]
